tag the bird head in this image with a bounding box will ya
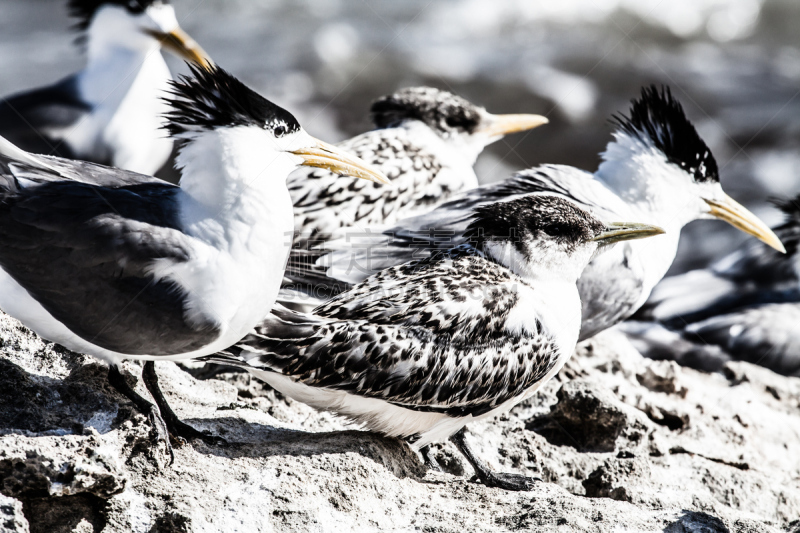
[164,64,388,191]
[370,87,547,163]
[68,0,212,66]
[465,195,664,283]
[604,85,784,253]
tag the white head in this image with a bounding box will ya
[163,64,387,205]
[369,87,548,165]
[69,0,211,64]
[464,195,664,284]
[598,86,784,252]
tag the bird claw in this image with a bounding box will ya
[420,446,443,472]
[475,472,541,492]
[145,408,175,465]
[166,419,228,448]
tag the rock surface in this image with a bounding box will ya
[0,312,798,532]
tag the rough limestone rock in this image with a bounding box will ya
[0,311,798,532]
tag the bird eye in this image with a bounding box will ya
[273,125,287,137]
[126,0,144,13]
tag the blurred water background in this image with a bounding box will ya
[1,0,798,274]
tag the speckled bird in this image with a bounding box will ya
[283,87,547,290]
[293,86,784,340]
[204,195,663,491]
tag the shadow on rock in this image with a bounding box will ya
[663,510,730,533]
[188,417,425,481]
[0,358,119,436]
[525,380,653,453]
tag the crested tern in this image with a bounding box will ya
[289,86,784,340]
[0,63,386,457]
[284,87,546,297]
[0,0,212,175]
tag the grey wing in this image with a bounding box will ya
[0,155,218,356]
[619,321,731,373]
[0,77,90,159]
[683,303,800,377]
[577,242,645,341]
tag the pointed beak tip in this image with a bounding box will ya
[705,195,786,254]
[480,113,550,137]
[593,222,666,244]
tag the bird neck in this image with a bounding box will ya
[79,38,167,107]
[595,133,704,232]
[400,121,483,168]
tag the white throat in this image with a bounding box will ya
[60,8,174,174]
[151,127,298,350]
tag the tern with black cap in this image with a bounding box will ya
[205,196,663,491]
[0,64,387,458]
[293,86,784,340]
[0,0,213,175]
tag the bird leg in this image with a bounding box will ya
[107,364,174,463]
[450,427,540,491]
[419,445,443,472]
[141,361,227,447]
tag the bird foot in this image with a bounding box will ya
[165,418,228,448]
[474,471,541,492]
[420,446,443,472]
[144,407,175,465]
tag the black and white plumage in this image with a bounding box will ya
[283,87,547,287]
[628,196,800,376]
[205,195,663,490]
[0,0,212,174]
[287,86,784,340]
[0,64,386,452]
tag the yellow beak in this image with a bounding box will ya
[476,113,549,137]
[145,27,214,69]
[705,194,786,253]
[291,138,389,184]
[592,222,666,245]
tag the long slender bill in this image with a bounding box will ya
[145,27,214,68]
[477,114,549,137]
[704,194,786,253]
[592,222,666,245]
[292,139,390,184]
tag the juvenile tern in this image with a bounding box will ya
[292,86,783,340]
[205,196,663,490]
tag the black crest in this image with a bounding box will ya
[774,195,800,221]
[465,196,604,254]
[163,64,301,137]
[68,0,165,31]
[612,86,719,183]
[370,87,483,135]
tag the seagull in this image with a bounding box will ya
[288,86,784,340]
[0,63,387,457]
[283,87,547,296]
[203,195,664,490]
[0,0,212,175]
[627,196,800,376]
